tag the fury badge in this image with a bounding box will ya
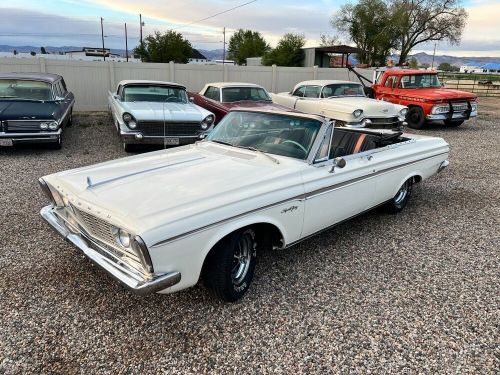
[281,206,298,214]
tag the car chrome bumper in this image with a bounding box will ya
[40,205,181,295]
[0,129,61,143]
[427,110,478,121]
[341,118,406,130]
[120,131,207,145]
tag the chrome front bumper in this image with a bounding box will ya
[0,129,61,143]
[40,205,181,295]
[120,130,207,145]
[427,110,478,121]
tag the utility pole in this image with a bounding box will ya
[431,42,437,70]
[125,23,129,62]
[100,17,106,61]
[139,14,143,44]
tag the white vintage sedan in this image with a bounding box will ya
[39,109,449,301]
[271,80,408,130]
[108,80,215,152]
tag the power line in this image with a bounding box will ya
[172,0,257,30]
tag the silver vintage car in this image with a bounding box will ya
[108,80,215,152]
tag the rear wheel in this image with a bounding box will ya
[444,119,464,127]
[203,228,257,302]
[384,178,413,214]
[407,107,426,129]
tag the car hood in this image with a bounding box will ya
[120,101,212,122]
[222,101,295,112]
[398,88,477,101]
[44,142,305,235]
[0,100,58,120]
[317,96,404,119]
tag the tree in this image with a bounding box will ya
[262,33,305,67]
[319,34,339,47]
[227,29,270,65]
[134,30,192,63]
[438,62,459,71]
[391,0,467,65]
[409,56,418,68]
[41,47,48,54]
[333,0,400,66]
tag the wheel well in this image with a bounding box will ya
[412,175,422,183]
[200,223,284,277]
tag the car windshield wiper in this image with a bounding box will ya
[211,140,234,147]
[237,146,280,164]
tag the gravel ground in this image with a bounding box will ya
[0,102,499,374]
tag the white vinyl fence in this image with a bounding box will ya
[0,57,373,111]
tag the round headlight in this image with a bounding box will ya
[40,122,49,130]
[205,115,214,124]
[127,120,137,129]
[399,108,408,117]
[353,109,363,118]
[201,122,209,130]
[118,229,131,248]
[123,113,132,123]
[48,121,59,130]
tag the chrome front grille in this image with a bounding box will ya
[451,102,468,111]
[6,120,42,132]
[136,121,201,136]
[368,116,399,125]
[71,206,140,263]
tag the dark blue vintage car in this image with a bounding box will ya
[0,72,75,149]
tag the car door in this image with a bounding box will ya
[52,80,70,125]
[377,75,398,103]
[301,125,380,237]
[295,85,322,113]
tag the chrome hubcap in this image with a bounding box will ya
[231,233,254,285]
[394,181,409,204]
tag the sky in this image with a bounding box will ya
[0,0,499,57]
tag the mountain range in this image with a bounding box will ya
[0,45,497,66]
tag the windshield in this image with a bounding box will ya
[206,111,323,160]
[400,74,441,88]
[122,85,188,103]
[221,87,271,102]
[0,79,52,100]
[322,83,365,98]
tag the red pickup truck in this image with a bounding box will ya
[370,69,477,129]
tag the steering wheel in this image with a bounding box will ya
[282,140,308,154]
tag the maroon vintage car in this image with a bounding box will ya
[188,82,293,124]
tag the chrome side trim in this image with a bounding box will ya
[152,151,448,248]
[0,129,62,137]
[40,205,181,295]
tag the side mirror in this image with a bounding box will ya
[329,157,346,173]
[189,97,195,103]
[113,94,121,101]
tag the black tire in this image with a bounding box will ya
[406,107,426,129]
[444,119,464,127]
[123,143,137,152]
[47,136,62,150]
[66,109,73,127]
[203,228,257,302]
[384,178,413,214]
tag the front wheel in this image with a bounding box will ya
[406,107,426,129]
[444,119,464,127]
[203,228,257,302]
[384,178,413,214]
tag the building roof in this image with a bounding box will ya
[304,45,361,54]
[190,49,207,60]
[0,72,62,83]
[480,62,500,70]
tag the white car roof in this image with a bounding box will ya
[295,80,361,87]
[118,80,186,89]
[204,82,265,89]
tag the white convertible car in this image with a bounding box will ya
[108,80,215,152]
[271,80,408,130]
[39,109,449,301]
